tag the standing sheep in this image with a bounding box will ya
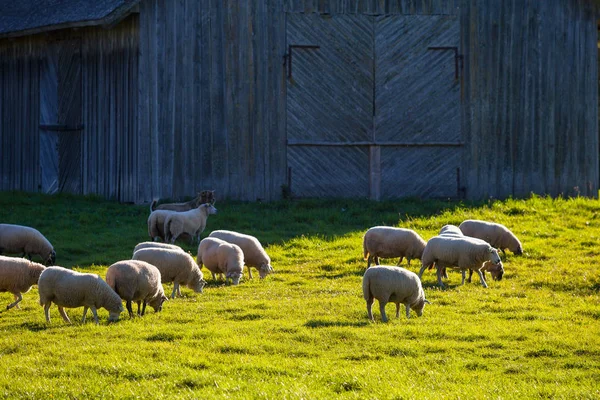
[150,190,215,211]
[418,235,502,288]
[197,237,244,285]
[147,209,176,242]
[106,260,168,318]
[459,219,523,255]
[208,230,273,279]
[0,224,56,265]
[164,203,218,244]
[362,226,427,268]
[132,247,206,298]
[362,265,429,322]
[38,266,123,324]
[0,255,46,310]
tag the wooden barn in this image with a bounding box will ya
[0,0,598,203]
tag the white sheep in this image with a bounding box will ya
[133,241,185,255]
[439,224,463,236]
[0,255,46,310]
[362,265,429,322]
[38,266,123,324]
[147,209,176,242]
[418,235,502,288]
[132,247,206,298]
[208,230,273,279]
[106,260,168,318]
[0,223,56,265]
[164,203,218,244]
[197,237,244,285]
[437,225,505,283]
[459,219,523,255]
[362,226,427,268]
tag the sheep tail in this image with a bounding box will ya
[150,200,158,213]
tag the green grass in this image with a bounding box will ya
[0,191,598,399]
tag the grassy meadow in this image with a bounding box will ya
[0,191,598,399]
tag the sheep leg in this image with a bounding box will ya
[379,301,388,323]
[90,307,99,324]
[141,301,147,316]
[6,293,22,310]
[81,307,88,323]
[58,307,71,323]
[176,286,182,297]
[374,256,380,266]
[405,304,411,319]
[43,303,51,322]
[396,257,404,266]
[247,265,253,279]
[395,303,401,318]
[170,283,179,299]
[476,270,489,288]
[436,267,446,289]
[126,301,134,318]
[417,264,427,279]
[367,255,372,268]
[467,269,473,283]
[460,270,466,285]
[366,297,374,321]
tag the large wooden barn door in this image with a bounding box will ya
[286,14,462,199]
[375,15,462,198]
[286,14,373,197]
[39,37,83,194]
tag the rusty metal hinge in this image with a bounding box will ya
[283,44,320,79]
[427,46,463,80]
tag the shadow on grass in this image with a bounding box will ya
[20,322,48,332]
[304,319,369,328]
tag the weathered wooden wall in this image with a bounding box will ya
[461,0,598,198]
[1,0,598,202]
[0,38,41,192]
[0,16,139,202]
[81,16,139,201]
[138,0,287,202]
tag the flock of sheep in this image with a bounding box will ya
[362,219,523,322]
[0,191,522,325]
[0,191,274,324]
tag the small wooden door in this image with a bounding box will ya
[39,37,82,194]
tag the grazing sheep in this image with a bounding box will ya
[106,260,168,318]
[439,224,463,236]
[197,237,244,285]
[459,219,523,255]
[38,266,123,324]
[150,190,216,212]
[362,226,427,268]
[133,241,185,255]
[418,235,502,288]
[362,265,429,322]
[208,230,273,279]
[0,255,45,310]
[132,247,206,298]
[467,261,504,283]
[164,203,217,244]
[0,224,56,265]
